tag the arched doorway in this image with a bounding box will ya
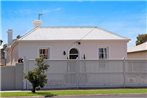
[69,48,79,59]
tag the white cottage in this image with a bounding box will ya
[6,20,129,65]
[3,22,147,90]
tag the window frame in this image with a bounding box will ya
[39,48,50,59]
[98,47,108,59]
[69,48,79,59]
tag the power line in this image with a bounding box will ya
[77,27,96,41]
[66,27,96,55]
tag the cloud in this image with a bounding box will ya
[97,12,146,47]
[13,9,33,15]
[41,8,62,14]
[10,8,62,16]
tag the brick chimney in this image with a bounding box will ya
[33,20,42,28]
[7,29,13,46]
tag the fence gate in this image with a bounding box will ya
[65,60,79,88]
[65,60,88,88]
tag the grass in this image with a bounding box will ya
[1,88,147,97]
[1,92,55,97]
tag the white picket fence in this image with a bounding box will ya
[23,59,147,89]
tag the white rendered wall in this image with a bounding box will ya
[18,40,127,60]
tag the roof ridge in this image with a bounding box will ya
[18,26,129,41]
[40,26,97,28]
[40,26,129,40]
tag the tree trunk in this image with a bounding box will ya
[32,85,36,93]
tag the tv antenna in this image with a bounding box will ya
[38,13,43,20]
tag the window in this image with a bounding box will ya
[69,48,79,59]
[99,48,108,59]
[39,48,49,59]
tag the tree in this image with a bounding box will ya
[136,34,147,45]
[25,57,49,93]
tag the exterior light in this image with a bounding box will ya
[83,54,86,59]
[63,51,66,55]
[76,41,81,45]
[78,42,81,45]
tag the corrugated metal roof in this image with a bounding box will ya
[19,27,129,41]
[127,42,147,53]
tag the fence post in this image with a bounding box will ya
[23,57,28,90]
[123,58,126,88]
[76,60,79,89]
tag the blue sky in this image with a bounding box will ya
[0,1,147,47]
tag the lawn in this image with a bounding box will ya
[1,88,147,97]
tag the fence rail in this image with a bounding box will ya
[23,59,147,89]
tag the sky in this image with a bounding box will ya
[0,0,147,47]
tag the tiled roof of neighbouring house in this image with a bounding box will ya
[127,42,147,53]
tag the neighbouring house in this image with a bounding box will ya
[5,20,129,65]
[127,42,147,59]
[0,46,5,66]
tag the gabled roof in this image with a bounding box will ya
[19,26,129,41]
[127,42,147,53]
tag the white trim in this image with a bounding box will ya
[68,47,80,60]
[97,47,109,60]
[37,46,51,59]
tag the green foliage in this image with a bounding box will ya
[136,34,147,45]
[25,57,49,93]
[35,57,49,71]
